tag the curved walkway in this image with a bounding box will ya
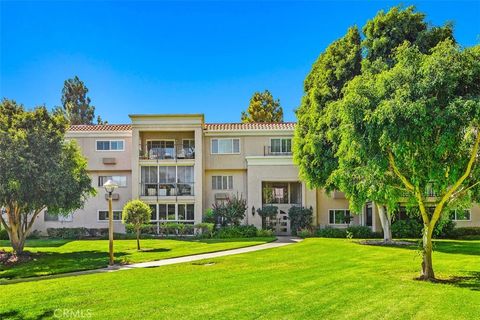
[1,236,302,285]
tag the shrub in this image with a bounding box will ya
[159,223,194,237]
[450,227,480,239]
[434,218,456,238]
[203,209,216,224]
[346,226,376,238]
[212,194,247,226]
[256,229,274,237]
[195,223,215,238]
[125,224,157,235]
[297,228,314,238]
[26,230,42,239]
[391,220,423,238]
[46,227,109,239]
[215,225,257,238]
[0,228,9,240]
[288,206,313,235]
[256,206,278,230]
[315,227,347,238]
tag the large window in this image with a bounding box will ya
[262,182,302,204]
[329,209,351,224]
[98,176,127,187]
[451,209,471,221]
[212,176,233,190]
[96,140,124,151]
[146,140,175,159]
[156,203,194,221]
[271,138,292,154]
[98,210,122,221]
[211,138,240,154]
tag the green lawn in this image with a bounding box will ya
[1,238,478,320]
[0,237,274,280]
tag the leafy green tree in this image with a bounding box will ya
[288,206,313,235]
[0,99,95,253]
[212,194,247,226]
[338,41,480,280]
[122,200,152,250]
[241,90,283,123]
[294,6,455,242]
[60,76,106,125]
[256,205,278,230]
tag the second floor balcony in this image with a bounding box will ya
[141,182,194,197]
[140,142,195,161]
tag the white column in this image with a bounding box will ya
[194,127,203,225]
[131,128,140,199]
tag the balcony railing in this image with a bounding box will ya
[141,182,194,197]
[140,146,195,160]
[264,146,292,156]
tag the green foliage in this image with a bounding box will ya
[391,220,423,238]
[46,228,109,239]
[256,205,278,229]
[315,227,347,238]
[288,206,313,235]
[450,227,480,239]
[255,229,274,237]
[0,229,9,240]
[315,226,379,239]
[214,225,258,238]
[0,99,95,252]
[297,229,314,238]
[59,76,104,125]
[203,208,216,224]
[212,194,247,226]
[241,90,283,123]
[194,223,215,238]
[122,200,152,230]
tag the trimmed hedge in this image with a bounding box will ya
[450,227,480,239]
[47,228,109,239]
[315,226,381,239]
[214,225,258,238]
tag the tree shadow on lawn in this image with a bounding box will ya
[429,271,480,291]
[358,239,480,256]
[0,250,128,280]
[0,309,54,320]
[0,239,73,248]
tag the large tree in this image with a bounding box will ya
[60,76,106,125]
[241,90,283,123]
[338,41,480,280]
[294,6,453,242]
[0,99,95,253]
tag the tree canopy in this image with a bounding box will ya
[0,99,95,253]
[60,76,106,125]
[241,90,283,123]
[122,200,151,250]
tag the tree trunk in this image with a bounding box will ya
[377,204,392,243]
[9,221,26,254]
[136,228,141,251]
[420,225,435,281]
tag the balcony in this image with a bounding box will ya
[264,146,292,156]
[141,182,194,197]
[140,145,195,161]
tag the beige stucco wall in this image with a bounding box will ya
[203,169,248,211]
[454,204,480,228]
[315,190,362,228]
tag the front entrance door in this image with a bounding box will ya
[271,204,292,236]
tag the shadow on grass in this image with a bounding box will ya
[359,239,480,256]
[0,309,54,320]
[430,271,480,291]
[0,250,128,280]
[137,248,171,253]
[0,239,73,248]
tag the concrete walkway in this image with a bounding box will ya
[0,236,301,285]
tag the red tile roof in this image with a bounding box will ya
[67,122,296,132]
[204,122,296,131]
[68,124,132,132]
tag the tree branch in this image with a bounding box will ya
[0,210,10,232]
[24,207,45,236]
[388,151,415,192]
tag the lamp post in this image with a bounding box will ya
[103,179,118,266]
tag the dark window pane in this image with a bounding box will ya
[159,205,167,220]
[187,204,194,220]
[178,204,186,220]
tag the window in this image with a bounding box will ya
[329,209,351,224]
[271,138,292,154]
[149,205,158,221]
[96,140,124,151]
[44,211,73,222]
[211,138,240,154]
[262,182,302,204]
[98,210,122,221]
[451,209,471,221]
[156,203,194,221]
[159,166,176,183]
[98,176,127,187]
[146,140,175,159]
[177,166,194,183]
[212,176,233,190]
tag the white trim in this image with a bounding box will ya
[452,209,472,221]
[67,132,131,138]
[211,138,241,155]
[204,130,293,137]
[246,156,293,166]
[270,137,292,154]
[97,209,123,222]
[154,203,195,222]
[95,139,125,152]
[328,208,351,225]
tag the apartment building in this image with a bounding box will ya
[32,114,480,235]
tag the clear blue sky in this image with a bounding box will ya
[1,1,479,124]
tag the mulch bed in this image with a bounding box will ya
[0,249,36,267]
[357,240,416,247]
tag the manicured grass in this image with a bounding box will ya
[1,238,478,319]
[0,237,274,280]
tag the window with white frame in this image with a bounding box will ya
[98,210,122,221]
[149,204,158,221]
[451,209,471,221]
[98,176,127,187]
[44,211,73,222]
[212,176,233,190]
[211,138,240,154]
[271,138,292,154]
[156,203,194,221]
[329,209,351,224]
[96,140,124,151]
